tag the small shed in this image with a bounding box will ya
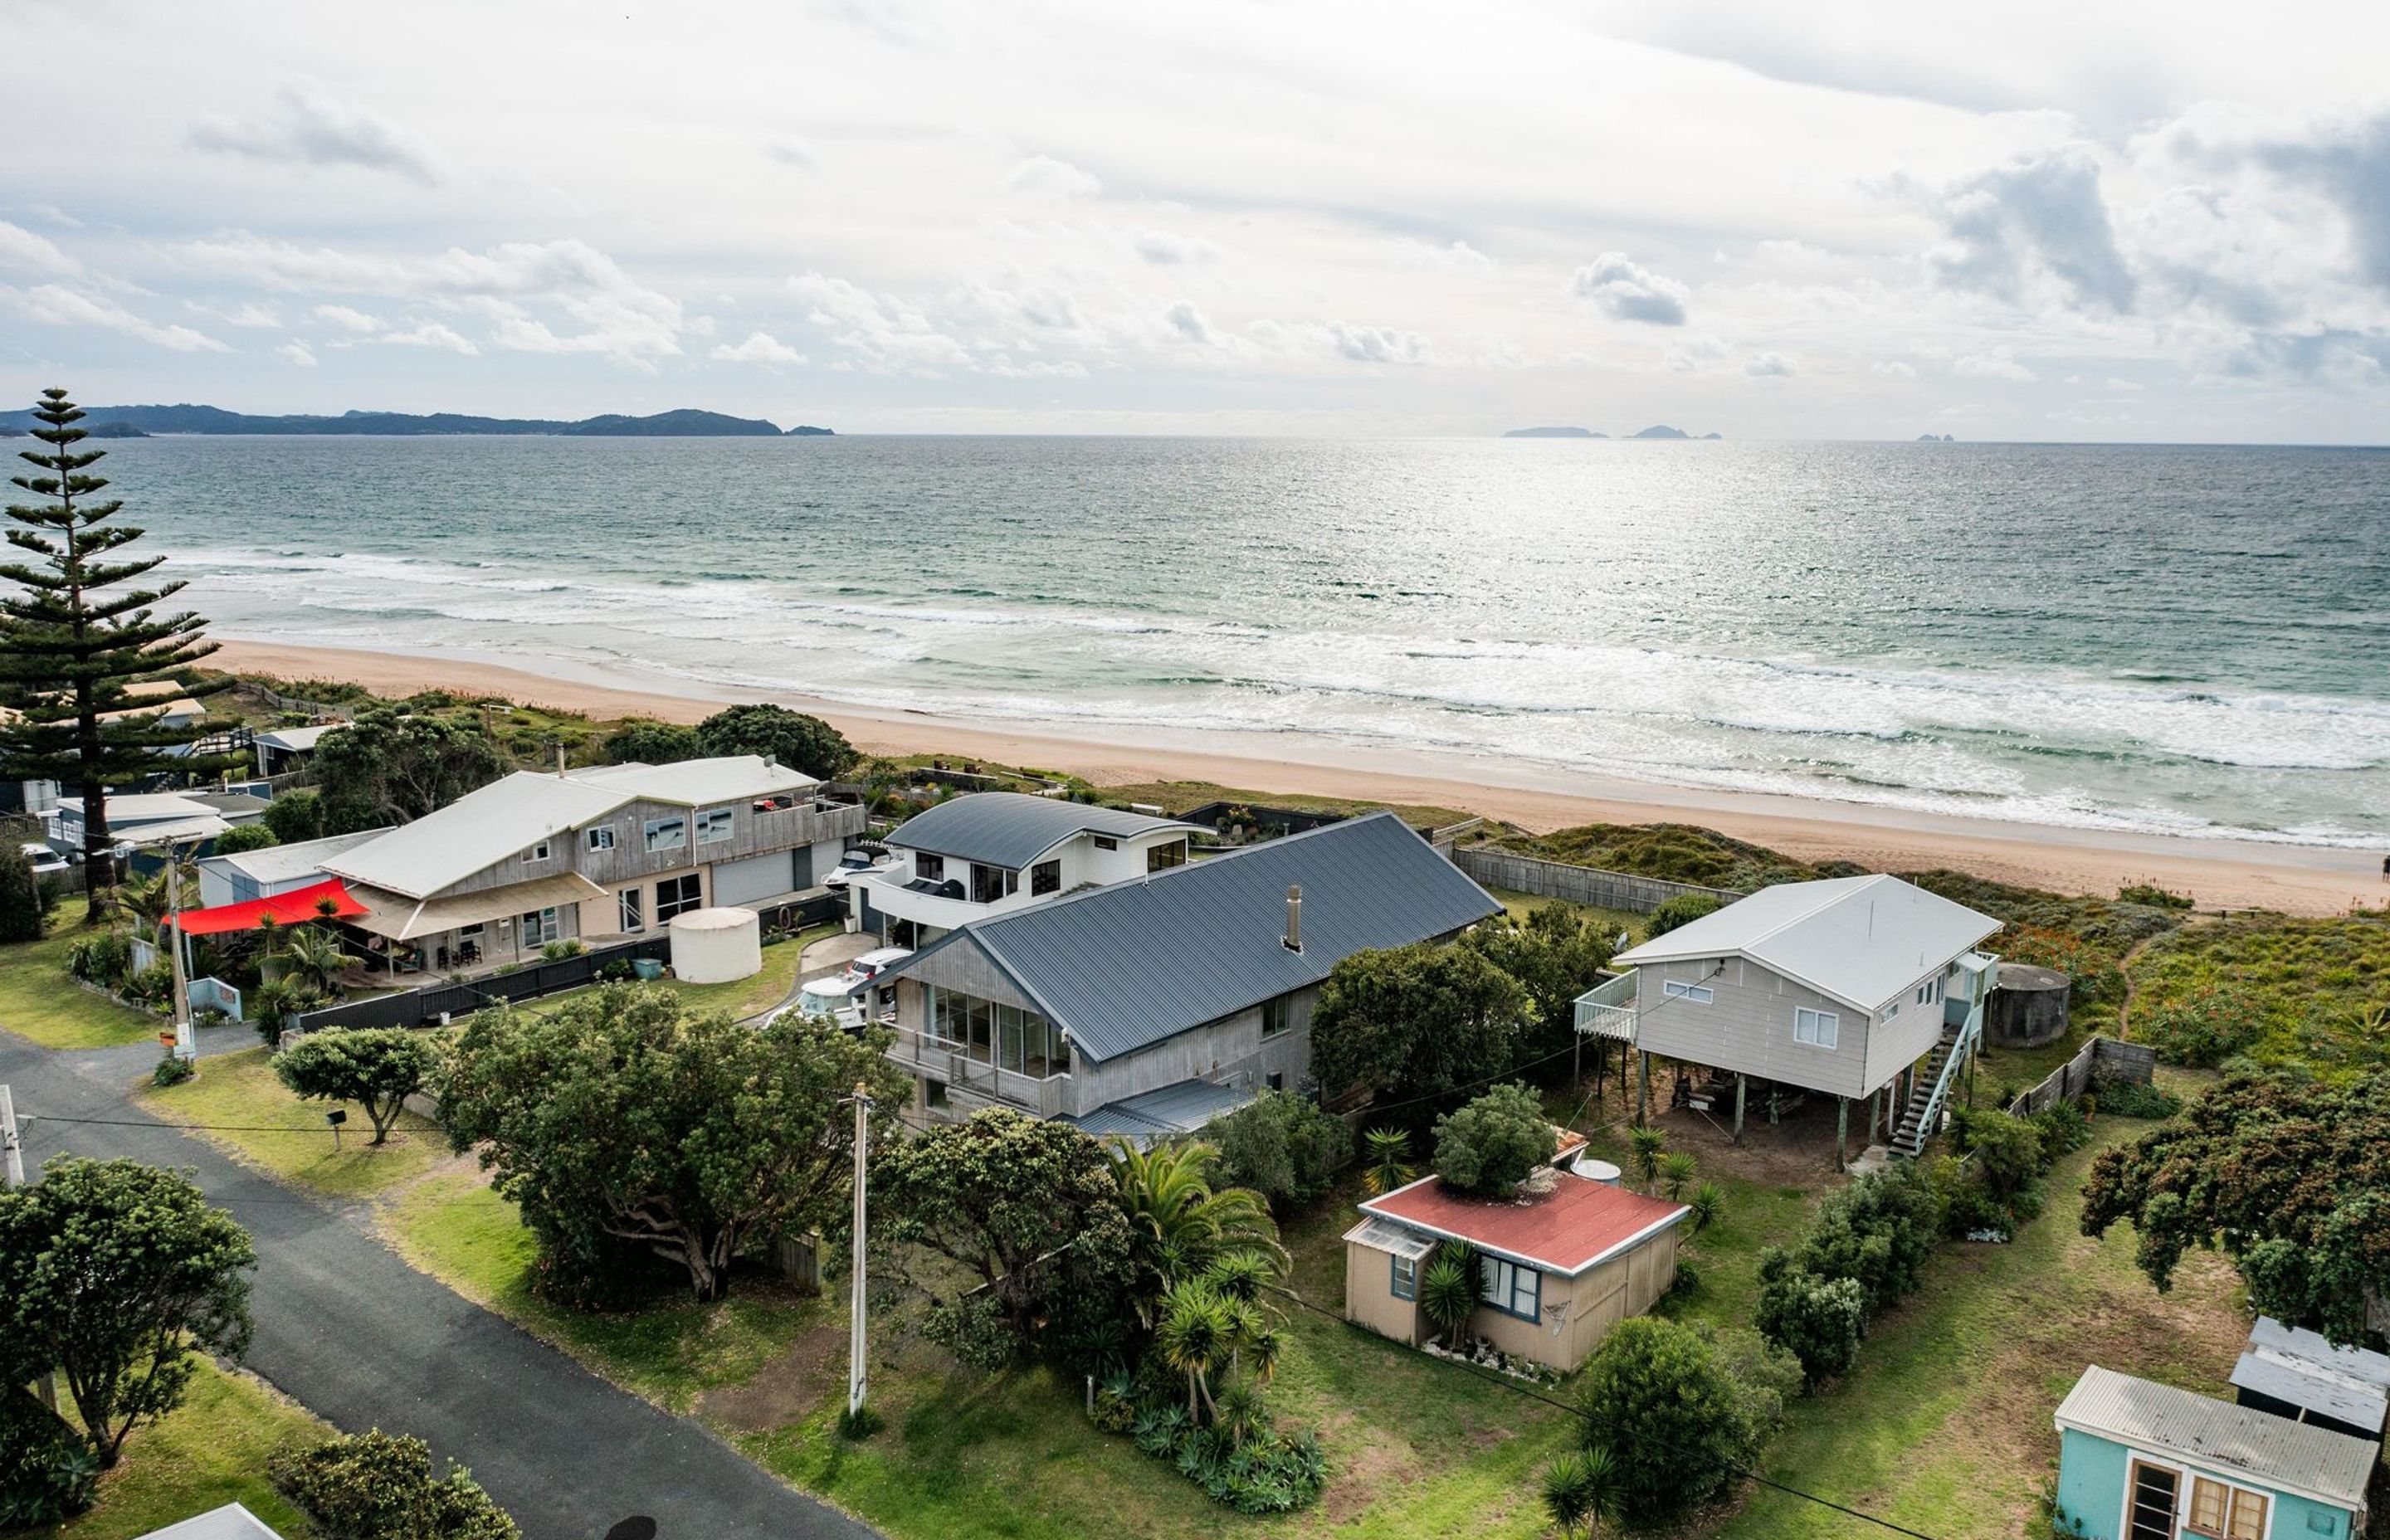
[668,907,763,985]
[2231,1316,2390,1443]
[1343,1172,1688,1372]
[136,1503,289,1540]
[2054,1365,2378,1540]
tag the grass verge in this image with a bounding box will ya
[136,1045,447,1200]
[40,1359,324,1540]
[0,919,160,1050]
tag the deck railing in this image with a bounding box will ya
[1573,969,1639,1042]
[881,1023,1074,1118]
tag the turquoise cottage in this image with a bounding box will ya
[2055,1367,2378,1540]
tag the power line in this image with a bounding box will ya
[1256,1279,1947,1540]
[22,1113,358,1134]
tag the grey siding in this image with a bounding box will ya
[713,848,797,906]
[431,798,861,901]
[896,934,1044,1016]
[1069,987,1319,1114]
[1632,958,1876,1099]
[1862,961,1962,1090]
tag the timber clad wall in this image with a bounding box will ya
[1634,957,1875,1099]
[437,797,861,899]
[1449,848,1741,914]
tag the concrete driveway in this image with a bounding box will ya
[0,1031,877,1540]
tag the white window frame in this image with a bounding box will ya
[695,806,734,846]
[587,826,616,852]
[1662,979,1714,1004]
[643,816,687,853]
[1794,1006,1840,1049]
[617,887,643,933]
[529,840,551,863]
[520,907,560,947]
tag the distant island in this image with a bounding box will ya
[1504,426,1606,439]
[0,403,833,438]
[1917,433,1956,442]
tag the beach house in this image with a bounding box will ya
[868,809,1501,1135]
[2230,1317,2390,1445]
[1581,874,2001,1162]
[1343,1170,1689,1372]
[2053,1365,2378,1540]
[196,828,384,909]
[316,756,864,974]
[847,792,1205,948]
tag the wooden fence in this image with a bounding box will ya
[1450,847,1744,915]
[2004,1036,2156,1116]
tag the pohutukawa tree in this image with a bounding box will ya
[0,389,232,922]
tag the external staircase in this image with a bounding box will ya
[1890,992,1985,1157]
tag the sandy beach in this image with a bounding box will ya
[210,637,2388,917]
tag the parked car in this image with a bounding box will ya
[772,975,866,1030]
[844,945,912,984]
[822,850,902,890]
[20,842,68,878]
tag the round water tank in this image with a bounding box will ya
[1571,1155,1624,1187]
[668,907,763,985]
[1987,963,2070,1049]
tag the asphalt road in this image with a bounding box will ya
[1,1030,877,1540]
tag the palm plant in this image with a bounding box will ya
[1628,1126,1667,1193]
[1109,1138,1285,1312]
[1659,1151,1698,1201]
[1417,1241,1479,1352]
[1154,1272,1277,1424]
[281,925,348,996]
[246,977,300,1046]
[1542,1445,1622,1537]
[1687,1181,1724,1232]
[1360,1126,1415,1195]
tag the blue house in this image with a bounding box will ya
[2055,1366,2378,1540]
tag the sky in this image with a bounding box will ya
[4,0,2389,440]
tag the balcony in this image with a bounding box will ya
[883,1023,1074,1118]
[1573,969,1639,1042]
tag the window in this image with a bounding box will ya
[1915,977,1942,1006]
[695,807,734,845]
[617,887,643,933]
[1266,1071,1284,1092]
[1030,859,1061,896]
[520,907,560,947]
[656,874,702,922]
[1092,835,1119,852]
[1146,839,1187,873]
[970,863,1016,904]
[915,853,944,882]
[925,1078,949,1109]
[1793,1006,1840,1049]
[529,840,551,863]
[1261,995,1292,1040]
[587,826,616,852]
[2188,1478,2270,1540]
[643,816,687,853]
[1390,1255,1417,1301]
[1479,1257,1540,1320]
[1662,979,1714,1003]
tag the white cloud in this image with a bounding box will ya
[710,329,807,364]
[378,319,478,354]
[1872,359,1919,378]
[276,340,317,365]
[0,221,80,277]
[1163,301,1212,344]
[1568,252,1690,325]
[187,83,440,185]
[1922,149,2137,313]
[2,284,228,351]
[1386,238,1497,274]
[1004,155,1101,200]
[313,303,382,334]
[789,270,974,373]
[1744,349,1797,377]
[1953,348,2036,381]
[764,138,819,169]
[1131,230,1219,266]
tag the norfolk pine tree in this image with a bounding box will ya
[0,389,233,922]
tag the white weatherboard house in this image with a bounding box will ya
[318,756,864,974]
[1581,875,2001,1162]
[849,792,1206,948]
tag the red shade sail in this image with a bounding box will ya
[174,877,368,937]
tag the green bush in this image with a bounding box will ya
[2116,882,2193,911]
[1642,892,1723,941]
[1792,1162,1944,1314]
[2134,986,2262,1067]
[2095,1078,2181,1119]
[1951,1108,2048,1206]
[1207,1091,1349,1209]
[0,847,45,945]
[66,931,131,986]
[1754,1252,1866,1386]
[0,1388,99,1528]
[1431,1082,1554,1195]
[1121,1392,1327,1515]
[1570,1318,1793,1523]
[270,1429,520,1540]
[261,790,327,845]
[153,1054,195,1087]
[210,822,280,855]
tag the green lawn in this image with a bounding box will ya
[137,1046,448,1200]
[39,1359,324,1540]
[655,925,841,1020]
[1485,886,1646,941]
[0,918,161,1050]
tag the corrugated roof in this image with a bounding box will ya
[2056,1366,2381,1508]
[1361,1172,1689,1276]
[254,724,340,752]
[2232,1318,2390,1435]
[199,828,383,887]
[1344,1215,1440,1260]
[893,811,1500,1062]
[136,1502,288,1540]
[323,756,808,899]
[1613,874,2001,1012]
[885,792,1201,870]
[1067,1078,1255,1143]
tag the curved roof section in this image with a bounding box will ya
[884,791,1201,870]
[1612,873,1998,1012]
[890,810,1500,1062]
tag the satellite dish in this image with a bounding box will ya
[603,1520,657,1540]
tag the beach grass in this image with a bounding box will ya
[0,917,163,1050]
[2124,909,2390,1072]
[1097,776,1479,832]
[136,1045,448,1200]
[40,1359,324,1540]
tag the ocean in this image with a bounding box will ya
[89,434,2390,847]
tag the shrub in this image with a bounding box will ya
[1208,1090,1349,1209]
[1642,892,1723,941]
[0,1388,99,1528]
[1571,1318,1791,1523]
[539,938,584,961]
[0,847,44,945]
[1950,1107,2048,1206]
[66,931,131,985]
[1755,1251,1866,1386]
[2095,1078,2181,1119]
[2116,882,2193,911]
[261,790,327,846]
[1687,1181,1724,1231]
[152,1054,195,1088]
[2032,1100,2090,1157]
[1431,1083,1554,1195]
[1792,1162,1944,1313]
[210,822,280,855]
[271,1430,520,1540]
[2135,986,2262,1067]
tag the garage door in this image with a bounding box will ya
[712,849,796,906]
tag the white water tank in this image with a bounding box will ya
[668,907,762,985]
[1571,1155,1624,1187]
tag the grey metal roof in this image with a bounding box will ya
[2232,1317,2390,1435]
[2055,1366,2381,1508]
[883,792,1201,870]
[894,810,1501,1062]
[137,1503,288,1540]
[198,827,385,887]
[1067,1078,1255,1143]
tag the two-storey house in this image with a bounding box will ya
[1583,874,2001,1162]
[871,809,1502,1138]
[318,755,865,973]
[849,792,1206,948]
